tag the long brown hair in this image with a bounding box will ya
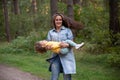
[52,13,84,30]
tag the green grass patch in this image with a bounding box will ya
[0,53,51,80]
[0,49,120,80]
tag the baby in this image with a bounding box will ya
[34,40,84,54]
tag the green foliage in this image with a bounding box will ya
[58,2,67,14]
[106,46,120,67]
[0,0,50,55]
[0,0,120,68]
[104,33,120,68]
[73,3,120,68]
[110,33,120,45]
[0,30,47,54]
[74,3,111,54]
[107,53,120,68]
[1,0,51,39]
[10,14,33,37]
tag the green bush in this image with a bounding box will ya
[106,46,120,68]
[0,30,47,54]
[74,4,111,54]
[107,53,120,68]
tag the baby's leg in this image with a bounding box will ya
[60,48,70,54]
[64,40,77,47]
[63,40,84,49]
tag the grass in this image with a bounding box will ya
[0,52,51,80]
[74,59,119,80]
[73,50,120,80]
[0,47,120,80]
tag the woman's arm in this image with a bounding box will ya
[59,42,69,48]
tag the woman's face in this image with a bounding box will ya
[54,15,63,28]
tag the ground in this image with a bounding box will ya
[0,64,43,80]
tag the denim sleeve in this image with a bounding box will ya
[67,28,74,40]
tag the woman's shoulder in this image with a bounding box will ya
[62,26,71,30]
[64,26,72,32]
[48,28,55,33]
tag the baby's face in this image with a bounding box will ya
[39,40,47,47]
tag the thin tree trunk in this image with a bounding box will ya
[67,0,74,19]
[66,0,77,37]
[32,0,37,13]
[50,0,58,17]
[31,0,37,29]
[50,0,58,27]
[82,0,89,6]
[73,0,80,5]
[40,0,44,3]
[2,0,11,42]
[109,0,120,45]
[109,0,120,34]
[13,0,20,14]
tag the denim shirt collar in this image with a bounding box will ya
[52,26,66,32]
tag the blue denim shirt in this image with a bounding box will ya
[47,26,76,74]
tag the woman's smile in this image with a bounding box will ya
[55,16,62,27]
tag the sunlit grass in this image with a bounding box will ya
[0,48,120,80]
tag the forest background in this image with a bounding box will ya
[0,0,120,80]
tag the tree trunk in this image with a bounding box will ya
[0,1,4,41]
[109,0,120,45]
[73,0,80,5]
[31,0,38,30]
[50,0,58,27]
[32,0,37,13]
[109,0,120,34]
[81,0,89,6]
[40,0,44,3]
[60,0,67,3]
[13,0,20,14]
[2,0,11,42]
[66,0,77,37]
[50,0,58,17]
[66,0,74,19]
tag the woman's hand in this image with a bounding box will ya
[60,42,69,48]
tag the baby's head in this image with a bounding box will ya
[34,41,47,53]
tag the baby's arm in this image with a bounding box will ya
[59,42,70,54]
[63,40,77,47]
[59,48,70,54]
[59,42,69,48]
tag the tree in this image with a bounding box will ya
[50,0,58,17]
[66,0,74,19]
[2,0,11,42]
[32,0,37,13]
[109,0,120,45]
[73,0,80,5]
[12,0,20,15]
[0,1,4,41]
[50,0,58,27]
[31,0,38,29]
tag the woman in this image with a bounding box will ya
[46,13,76,80]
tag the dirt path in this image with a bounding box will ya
[0,64,43,80]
